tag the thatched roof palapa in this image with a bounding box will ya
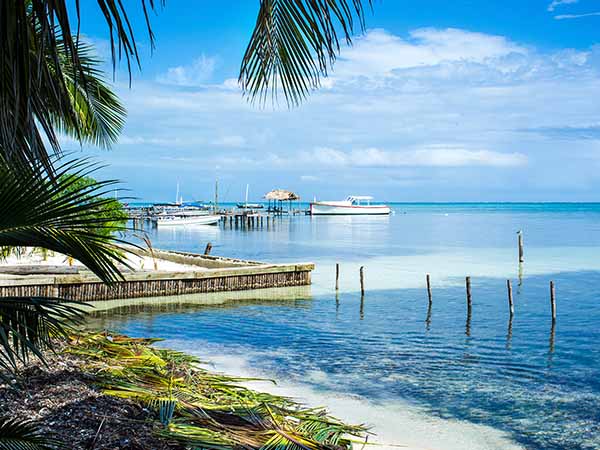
[264,189,300,201]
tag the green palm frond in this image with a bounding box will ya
[240,0,372,106]
[53,40,127,149]
[0,417,64,450]
[0,156,131,284]
[0,297,86,375]
[0,1,157,168]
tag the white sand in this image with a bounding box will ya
[0,248,204,273]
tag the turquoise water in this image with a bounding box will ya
[92,203,600,450]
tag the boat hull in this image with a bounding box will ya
[310,203,391,215]
[156,215,221,226]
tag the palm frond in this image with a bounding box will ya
[0,1,159,168]
[67,332,369,450]
[0,297,86,374]
[0,417,64,449]
[240,0,372,106]
[53,40,127,149]
[0,156,131,284]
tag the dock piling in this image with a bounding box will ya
[204,243,212,255]
[426,273,432,305]
[335,263,340,291]
[507,279,514,316]
[360,266,365,297]
[518,230,524,263]
[466,276,472,313]
[550,280,556,323]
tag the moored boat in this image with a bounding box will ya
[237,203,264,209]
[155,214,221,226]
[310,196,391,215]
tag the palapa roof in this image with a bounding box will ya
[264,189,300,201]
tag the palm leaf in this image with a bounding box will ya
[0,1,158,168]
[0,417,64,450]
[240,0,372,106]
[0,297,87,374]
[52,40,127,149]
[0,156,131,284]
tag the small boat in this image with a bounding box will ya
[310,196,391,215]
[155,214,221,226]
[237,203,264,209]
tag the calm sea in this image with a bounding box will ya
[88,203,600,450]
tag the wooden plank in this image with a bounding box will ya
[0,265,79,275]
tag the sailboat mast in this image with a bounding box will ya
[215,179,219,213]
[245,184,249,208]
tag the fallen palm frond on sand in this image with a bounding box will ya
[65,331,370,450]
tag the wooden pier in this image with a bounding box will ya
[0,249,314,302]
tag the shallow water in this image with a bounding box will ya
[89,203,600,450]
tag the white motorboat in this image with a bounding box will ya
[310,196,391,215]
[155,214,221,226]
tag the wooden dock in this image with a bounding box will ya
[0,249,314,302]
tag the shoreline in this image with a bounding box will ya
[162,339,526,450]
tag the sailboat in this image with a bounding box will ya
[237,184,263,209]
[153,183,221,226]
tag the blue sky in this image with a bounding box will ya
[71,0,600,202]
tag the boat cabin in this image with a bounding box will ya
[346,196,374,206]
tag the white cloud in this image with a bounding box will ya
[300,146,527,168]
[555,11,600,19]
[548,0,578,12]
[330,28,526,83]
[157,55,217,86]
[212,135,246,147]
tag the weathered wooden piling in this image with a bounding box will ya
[507,279,514,316]
[426,273,432,305]
[466,276,472,313]
[360,266,365,297]
[518,230,524,263]
[550,280,556,322]
[335,263,340,291]
[204,243,212,255]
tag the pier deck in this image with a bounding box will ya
[0,249,314,302]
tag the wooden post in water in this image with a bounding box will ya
[360,266,365,297]
[335,263,340,291]
[466,276,472,313]
[507,279,514,316]
[518,230,524,263]
[204,242,212,255]
[550,280,556,323]
[426,274,432,305]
